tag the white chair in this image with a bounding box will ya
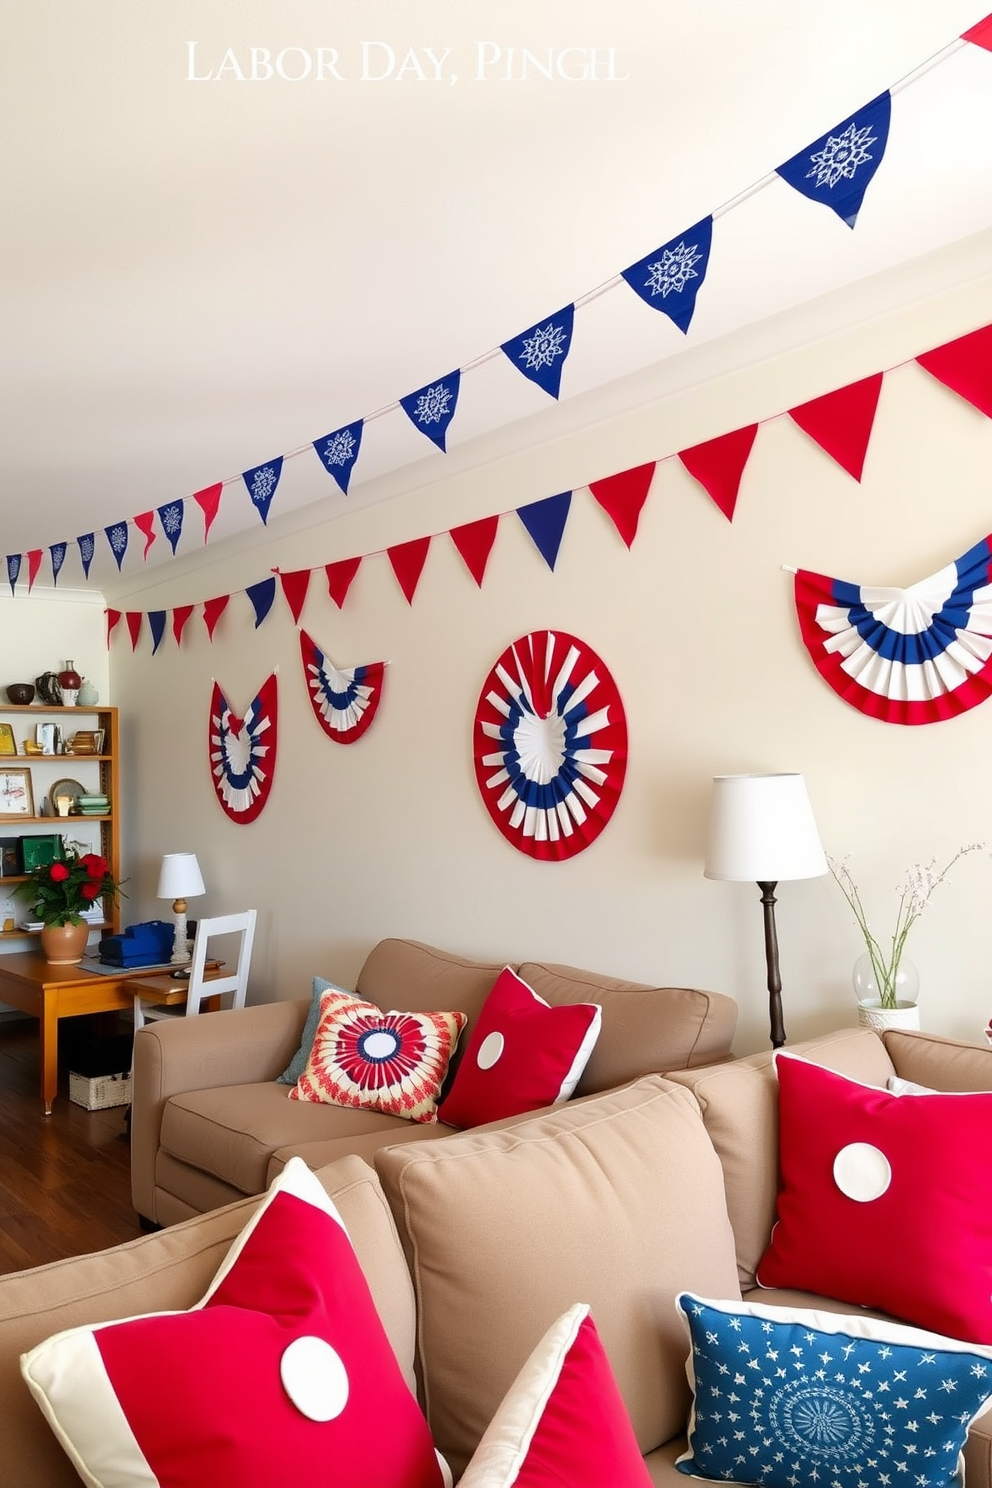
[132,910,257,1032]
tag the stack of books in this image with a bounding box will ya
[77,795,109,815]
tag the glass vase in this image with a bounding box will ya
[853,951,920,1031]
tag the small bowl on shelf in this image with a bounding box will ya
[5,683,35,705]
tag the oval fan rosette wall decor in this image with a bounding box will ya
[794,534,992,725]
[299,630,386,744]
[473,630,628,861]
[208,673,278,823]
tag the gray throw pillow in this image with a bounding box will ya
[276,976,348,1085]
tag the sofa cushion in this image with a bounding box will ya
[276,974,350,1085]
[882,1028,992,1091]
[675,1292,992,1488]
[518,961,738,1091]
[438,967,601,1128]
[457,1303,653,1488]
[21,1160,444,1488]
[665,1028,896,1289]
[755,1054,992,1344]
[375,1074,741,1478]
[290,986,467,1123]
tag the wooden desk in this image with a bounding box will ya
[0,952,174,1114]
[122,971,223,1015]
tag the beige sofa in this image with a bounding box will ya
[130,937,740,1226]
[1,1022,989,1487]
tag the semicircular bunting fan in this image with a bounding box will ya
[208,673,278,822]
[794,534,992,725]
[299,630,387,745]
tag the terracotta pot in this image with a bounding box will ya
[40,921,90,965]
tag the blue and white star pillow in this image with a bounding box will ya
[676,1294,992,1488]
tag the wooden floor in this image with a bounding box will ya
[0,1016,141,1275]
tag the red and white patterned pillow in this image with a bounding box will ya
[439,967,601,1129]
[21,1159,448,1488]
[756,1053,992,1343]
[291,986,467,1123]
[458,1304,652,1488]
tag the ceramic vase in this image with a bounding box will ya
[58,660,81,708]
[852,951,920,1031]
[40,921,89,965]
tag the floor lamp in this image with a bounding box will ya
[704,773,827,1048]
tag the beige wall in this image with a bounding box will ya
[104,265,992,1056]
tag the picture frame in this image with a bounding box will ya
[21,834,65,872]
[0,837,22,877]
[0,769,34,817]
[0,723,15,756]
[35,722,56,756]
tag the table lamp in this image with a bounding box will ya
[157,853,206,965]
[704,773,826,1048]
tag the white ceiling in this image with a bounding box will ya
[3,1,991,595]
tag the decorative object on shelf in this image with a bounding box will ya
[34,672,62,706]
[21,835,65,873]
[76,679,99,706]
[0,724,14,756]
[65,729,103,755]
[299,630,386,744]
[829,844,982,1029]
[704,773,827,1049]
[49,778,85,816]
[156,853,206,964]
[208,673,278,823]
[4,683,34,705]
[35,722,57,755]
[0,838,22,877]
[0,768,34,817]
[473,631,628,862]
[57,661,81,707]
[12,846,125,964]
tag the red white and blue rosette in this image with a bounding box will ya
[473,630,628,861]
[794,535,992,725]
[299,630,386,745]
[208,673,278,822]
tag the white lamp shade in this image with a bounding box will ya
[704,773,827,883]
[157,852,206,900]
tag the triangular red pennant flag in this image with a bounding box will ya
[916,324,992,420]
[106,609,122,646]
[172,604,194,647]
[450,516,499,586]
[963,13,992,48]
[278,569,311,625]
[387,536,431,604]
[26,550,43,590]
[788,372,883,481]
[678,425,759,522]
[203,594,230,641]
[192,482,223,543]
[134,510,157,560]
[325,556,361,609]
[126,612,143,651]
[588,462,656,547]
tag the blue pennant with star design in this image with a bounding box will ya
[242,457,284,525]
[6,555,20,594]
[399,371,460,452]
[157,502,185,555]
[50,542,67,585]
[77,534,95,579]
[105,521,129,572]
[777,91,891,228]
[621,216,713,333]
[501,304,575,399]
[313,420,364,495]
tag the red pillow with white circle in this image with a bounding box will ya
[438,967,602,1130]
[20,1159,449,1488]
[756,1053,992,1343]
[458,1303,652,1488]
[290,985,467,1123]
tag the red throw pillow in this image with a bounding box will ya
[458,1304,652,1488]
[756,1053,992,1343]
[439,967,602,1129]
[21,1159,448,1488]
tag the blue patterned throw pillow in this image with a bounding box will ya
[676,1294,992,1488]
[276,976,349,1086]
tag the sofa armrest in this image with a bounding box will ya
[131,1000,309,1223]
[883,1028,992,1091]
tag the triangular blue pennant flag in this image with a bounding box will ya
[157,501,185,555]
[313,420,363,495]
[776,91,890,228]
[517,491,573,571]
[6,555,21,594]
[148,611,167,654]
[501,305,575,400]
[621,216,713,333]
[242,456,284,525]
[399,371,460,452]
[246,577,277,629]
[77,534,95,579]
[105,522,129,572]
[50,542,67,585]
